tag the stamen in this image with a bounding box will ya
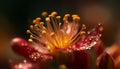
[80,31,86,35]
[35,17,41,22]
[65,14,70,17]
[39,22,44,26]
[42,30,47,34]
[72,15,80,23]
[81,24,86,30]
[26,30,31,34]
[56,16,61,19]
[50,32,55,36]
[63,14,70,23]
[30,25,34,30]
[27,11,98,51]
[70,24,86,44]
[51,11,57,17]
[32,17,41,24]
[33,20,36,24]
[28,39,33,42]
[46,17,50,23]
[41,12,48,17]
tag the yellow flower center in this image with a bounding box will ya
[27,11,86,51]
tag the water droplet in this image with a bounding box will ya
[29,52,41,61]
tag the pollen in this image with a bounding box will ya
[28,39,33,42]
[41,11,48,17]
[27,11,86,51]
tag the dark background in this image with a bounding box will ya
[0,0,120,69]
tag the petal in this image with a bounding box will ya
[72,23,103,50]
[9,60,40,69]
[71,50,92,69]
[11,38,53,62]
[9,60,56,69]
[106,44,120,60]
[93,40,105,56]
[96,51,115,69]
[114,56,120,69]
[52,48,73,65]
[106,44,120,69]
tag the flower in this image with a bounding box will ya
[10,11,107,69]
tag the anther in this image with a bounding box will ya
[33,20,36,24]
[42,30,46,34]
[26,30,31,34]
[28,39,33,42]
[41,12,48,17]
[34,24,38,27]
[30,35,34,38]
[73,16,80,22]
[46,17,50,23]
[48,15,52,17]
[63,17,68,23]
[56,16,61,19]
[39,22,44,26]
[51,11,57,16]
[72,14,78,17]
[50,32,55,36]
[65,14,70,17]
[80,31,86,35]
[82,24,86,30]
[30,25,34,30]
[35,17,41,22]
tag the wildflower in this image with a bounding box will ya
[10,12,106,69]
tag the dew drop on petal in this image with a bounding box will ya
[72,23,103,50]
[10,60,38,69]
[29,52,41,61]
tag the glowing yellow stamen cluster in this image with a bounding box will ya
[27,11,86,51]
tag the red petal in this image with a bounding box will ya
[9,60,54,69]
[96,51,115,69]
[52,48,73,65]
[106,45,120,61]
[72,23,103,50]
[71,50,92,69]
[93,40,105,56]
[106,44,120,69]
[9,60,40,69]
[11,38,53,62]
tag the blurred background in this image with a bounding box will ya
[0,0,120,69]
